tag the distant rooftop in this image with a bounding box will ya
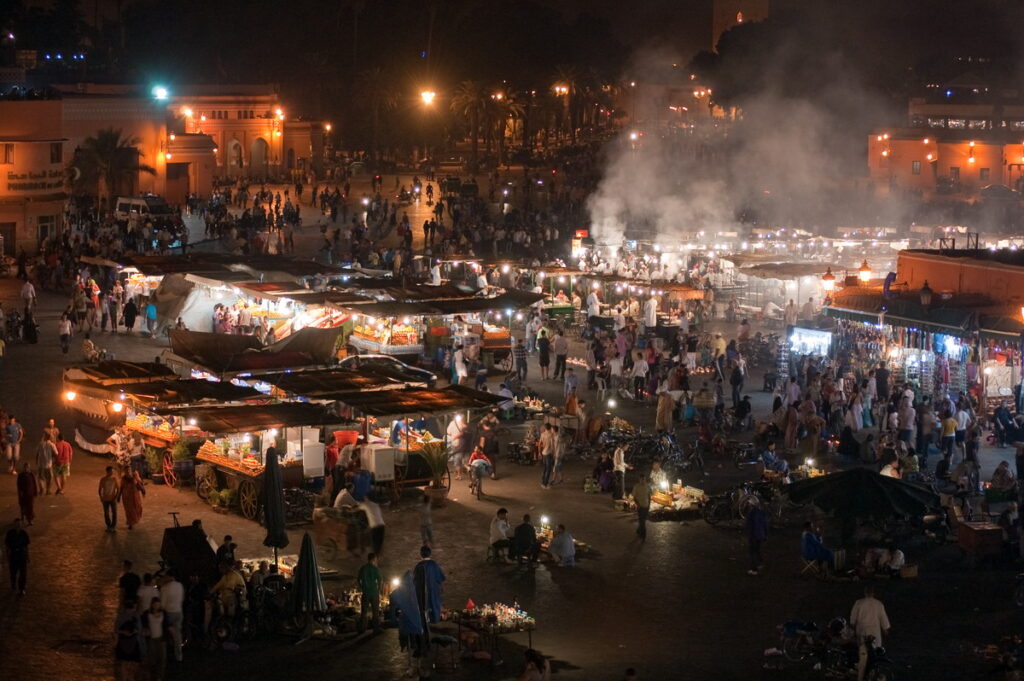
[904,248,1024,267]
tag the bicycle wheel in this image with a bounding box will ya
[702,499,730,526]
[781,636,808,662]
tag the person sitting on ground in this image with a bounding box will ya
[760,440,789,473]
[593,453,614,492]
[648,460,668,490]
[879,454,901,479]
[512,513,541,564]
[991,460,1017,492]
[547,524,576,567]
[517,648,551,681]
[877,544,906,577]
[489,508,513,561]
[800,521,834,569]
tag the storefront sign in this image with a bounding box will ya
[7,169,63,192]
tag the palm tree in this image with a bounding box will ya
[552,64,580,143]
[72,128,155,207]
[449,80,489,173]
[495,95,524,167]
[357,68,398,165]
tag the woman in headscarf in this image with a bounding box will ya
[119,465,146,529]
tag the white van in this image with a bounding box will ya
[114,195,177,221]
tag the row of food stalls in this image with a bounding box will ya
[62,359,504,521]
[823,286,1024,412]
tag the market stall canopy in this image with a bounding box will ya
[124,254,338,279]
[723,253,791,267]
[108,379,264,406]
[429,290,545,314]
[979,313,1024,341]
[336,385,503,417]
[342,301,443,317]
[824,289,976,336]
[740,262,832,280]
[169,328,341,375]
[787,468,939,519]
[155,402,338,433]
[73,361,177,386]
[257,368,404,399]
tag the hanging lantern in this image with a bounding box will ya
[920,280,933,307]
[821,267,836,293]
[858,260,871,283]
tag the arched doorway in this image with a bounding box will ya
[228,139,243,176]
[250,138,269,179]
[286,148,296,170]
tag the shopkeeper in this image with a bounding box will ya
[390,419,409,445]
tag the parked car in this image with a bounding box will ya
[338,354,437,387]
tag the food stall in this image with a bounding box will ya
[154,402,340,521]
[445,602,536,665]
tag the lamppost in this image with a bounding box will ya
[920,280,933,307]
[821,267,836,305]
[420,90,437,163]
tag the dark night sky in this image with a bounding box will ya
[542,0,713,58]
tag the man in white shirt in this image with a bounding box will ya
[159,572,185,661]
[359,498,386,556]
[850,585,891,681]
[489,508,512,560]
[799,297,816,322]
[783,299,797,327]
[429,262,442,286]
[643,296,658,333]
[453,345,468,385]
[612,444,630,500]
[586,290,602,319]
[20,280,36,311]
[497,384,515,411]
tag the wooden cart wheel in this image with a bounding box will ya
[196,470,215,500]
[162,451,177,488]
[499,353,513,372]
[238,479,259,520]
[394,461,408,482]
[440,466,451,492]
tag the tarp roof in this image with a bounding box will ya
[156,402,338,433]
[169,328,341,374]
[740,262,832,280]
[824,290,975,336]
[77,361,177,385]
[124,254,338,278]
[336,386,503,417]
[256,368,404,399]
[107,379,263,406]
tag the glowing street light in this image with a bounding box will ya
[181,106,193,117]
[553,84,569,96]
[324,123,332,131]
[151,85,169,100]
[420,90,436,105]
[821,267,836,293]
[858,260,872,283]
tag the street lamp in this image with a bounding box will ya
[420,90,436,105]
[920,280,933,307]
[821,267,836,293]
[858,260,871,283]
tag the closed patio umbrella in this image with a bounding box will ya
[262,446,289,566]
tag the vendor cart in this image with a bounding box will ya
[957,520,1003,567]
[195,451,305,521]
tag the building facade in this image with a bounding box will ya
[0,83,325,253]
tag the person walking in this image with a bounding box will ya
[58,313,73,354]
[16,463,37,524]
[359,496,386,556]
[35,434,55,495]
[850,585,891,681]
[5,517,30,594]
[746,497,768,575]
[553,330,569,380]
[5,415,23,475]
[141,597,167,681]
[158,571,185,662]
[114,598,144,681]
[513,338,528,383]
[539,424,555,489]
[122,298,138,335]
[119,466,145,530]
[357,552,383,634]
[99,466,120,530]
[54,433,72,494]
[631,477,651,540]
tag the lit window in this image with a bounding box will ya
[911,161,921,175]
